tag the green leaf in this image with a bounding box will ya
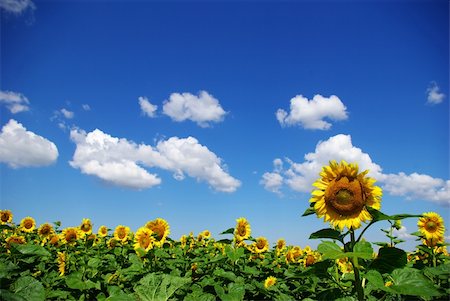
[317,241,344,259]
[367,207,421,222]
[352,241,373,259]
[65,272,97,291]
[302,206,316,217]
[220,228,235,235]
[390,267,442,297]
[0,259,18,279]
[184,290,216,301]
[213,269,237,282]
[369,247,407,274]
[365,270,388,292]
[134,273,191,301]
[0,289,27,301]
[309,228,343,241]
[214,283,245,301]
[10,276,45,301]
[15,244,50,257]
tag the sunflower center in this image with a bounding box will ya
[324,177,366,216]
[1,213,9,222]
[425,221,437,232]
[24,220,33,229]
[41,226,51,235]
[238,225,247,236]
[256,240,266,249]
[67,232,77,242]
[140,236,151,249]
[118,229,126,239]
[81,224,91,232]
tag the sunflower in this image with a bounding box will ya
[61,227,82,245]
[264,276,277,289]
[19,216,36,233]
[234,217,251,242]
[79,218,93,236]
[57,252,66,276]
[97,225,108,237]
[309,160,382,230]
[0,210,13,224]
[38,223,54,238]
[107,238,118,249]
[48,234,60,247]
[286,246,302,263]
[145,218,170,247]
[276,238,286,256]
[180,235,187,248]
[134,227,155,252]
[417,212,445,242]
[201,230,211,239]
[114,225,131,243]
[251,237,269,254]
[337,257,353,274]
[6,235,26,248]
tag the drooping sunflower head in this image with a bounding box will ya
[418,212,445,242]
[79,218,93,236]
[6,235,26,248]
[0,210,13,224]
[310,160,382,230]
[114,225,131,243]
[98,225,108,237]
[57,252,66,276]
[134,227,155,252]
[276,238,286,250]
[61,227,82,245]
[264,276,277,289]
[48,234,60,246]
[234,217,251,241]
[145,218,170,246]
[38,223,54,238]
[251,237,269,253]
[20,217,36,233]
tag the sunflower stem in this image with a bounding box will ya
[356,220,375,243]
[350,230,365,301]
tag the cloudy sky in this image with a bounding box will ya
[1,0,448,250]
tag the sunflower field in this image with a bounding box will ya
[1,161,449,301]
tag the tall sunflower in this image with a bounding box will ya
[97,225,108,237]
[19,217,36,233]
[309,160,382,230]
[251,237,269,253]
[134,227,155,252]
[79,218,93,236]
[0,210,13,224]
[234,218,251,242]
[38,223,55,238]
[145,218,170,247]
[418,212,445,242]
[61,227,82,245]
[114,225,131,243]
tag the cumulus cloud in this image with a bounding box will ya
[82,104,91,111]
[70,128,240,192]
[0,119,58,168]
[0,0,35,14]
[276,94,348,130]
[261,134,450,206]
[138,96,157,118]
[60,108,74,119]
[392,226,415,240]
[426,82,445,105]
[162,91,227,127]
[0,90,30,114]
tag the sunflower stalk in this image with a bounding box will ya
[350,230,365,301]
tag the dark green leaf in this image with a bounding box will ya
[220,228,235,235]
[302,207,316,217]
[352,241,373,259]
[309,228,342,241]
[369,247,407,274]
[10,276,45,301]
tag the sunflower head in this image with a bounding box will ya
[234,217,251,242]
[57,252,66,276]
[61,227,82,245]
[145,218,170,247]
[264,276,277,289]
[114,225,131,243]
[134,227,155,252]
[251,237,269,254]
[98,225,108,237]
[6,235,26,248]
[418,212,445,242]
[286,246,302,263]
[0,210,13,224]
[310,160,382,230]
[38,223,54,238]
[79,218,93,235]
[19,217,36,233]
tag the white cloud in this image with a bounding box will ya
[0,90,30,114]
[392,226,415,240]
[60,108,74,119]
[260,172,283,195]
[426,82,445,105]
[69,128,240,192]
[0,119,58,168]
[0,0,35,14]
[261,134,450,206]
[276,94,348,130]
[82,104,91,111]
[162,91,227,127]
[138,96,157,118]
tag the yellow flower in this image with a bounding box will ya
[61,227,82,245]
[180,235,187,248]
[19,216,36,233]
[48,234,60,246]
[114,225,131,243]
[264,276,277,288]
[98,225,108,237]
[0,210,13,224]
[107,238,118,249]
[286,246,302,263]
[337,257,354,274]
[276,238,286,256]
[251,237,269,253]
[310,160,382,230]
[57,252,66,276]
[6,235,26,248]
[417,212,445,242]
[38,223,54,238]
[79,218,93,236]
[234,217,251,242]
[145,218,170,247]
[201,230,211,239]
[134,227,155,252]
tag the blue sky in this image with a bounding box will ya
[1,0,448,251]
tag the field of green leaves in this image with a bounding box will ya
[1,161,449,300]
